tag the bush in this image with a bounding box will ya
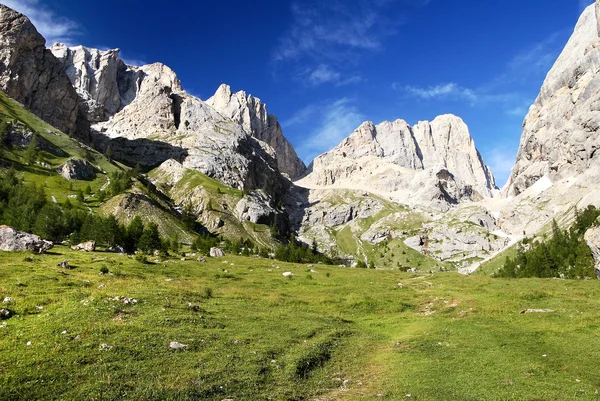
[201,287,213,299]
[100,265,109,275]
[135,254,149,264]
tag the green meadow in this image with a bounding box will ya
[1,247,599,400]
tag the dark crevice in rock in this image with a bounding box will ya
[169,93,183,129]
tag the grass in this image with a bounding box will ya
[1,247,599,400]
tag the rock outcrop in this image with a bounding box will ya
[584,224,600,278]
[298,114,496,210]
[50,43,140,123]
[207,84,306,178]
[89,63,285,192]
[0,225,53,253]
[0,5,80,135]
[56,158,96,180]
[505,1,600,196]
[234,191,276,225]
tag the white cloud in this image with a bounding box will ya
[402,81,534,117]
[1,0,79,45]
[306,65,341,86]
[294,98,365,163]
[404,82,478,103]
[296,64,364,87]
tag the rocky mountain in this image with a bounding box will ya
[505,1,600,196]
[491,1,600,239]
[206,84,306,179]
[0,5,81,136]
[298,114,497,211]
[50,43,138,123]
[49,43,305,185]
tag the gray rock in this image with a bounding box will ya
[0,225,53,253]
[505,2,600,196]
[520,309,556,314]
[0,308,12,320]
[206,84,306,178]
[298,114,497,210]
[50,43,129,122]
[234,191,276,224]
[57,260,71,269]
[57,159,96,181]
[71,240,96,252]
[169,341,188,350]
[584,224,600,278]
[210,247,225,258]
[0,5,81,135]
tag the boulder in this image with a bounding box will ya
[210,247,225,257]
[169,341,188,350]
[584,225,600,278]
[57,260,71,269]
[56,159,96,181]
[0,225,53,253]
[0,308,12,320]
[71,240,96,252]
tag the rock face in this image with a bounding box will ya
[505,1,600,196]
[50,43,139,123]
[234,191,276,225]
[206,84,306,178]
[0,225,53,253]
[47,43,289,194]
[584,224,600,278]
[56,159,96,180]
[0,5,80,135]
[299,114,496,210]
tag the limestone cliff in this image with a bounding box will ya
[0,5,80,135]
[299,114,496,210]
[206,84,306,178]
[505,1,600,196]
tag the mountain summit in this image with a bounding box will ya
[299,114,496,210]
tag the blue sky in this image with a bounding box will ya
[2,0,592,186]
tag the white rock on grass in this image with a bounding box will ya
[282,272,293,277]
[169,341,188,350]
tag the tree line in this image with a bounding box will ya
[495,205,600,279]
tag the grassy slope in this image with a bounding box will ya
[151,166,277,248]
[0,91,119,206]
[1,248,599,400]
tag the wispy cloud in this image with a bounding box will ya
[399,33,564,118]
[273,1,394,62]
[297,64,365,87]
[404,83,478,103]
[273,0,411,87]
[504,33,563,82]
[289,98,365,163]
[1,0,79,45]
